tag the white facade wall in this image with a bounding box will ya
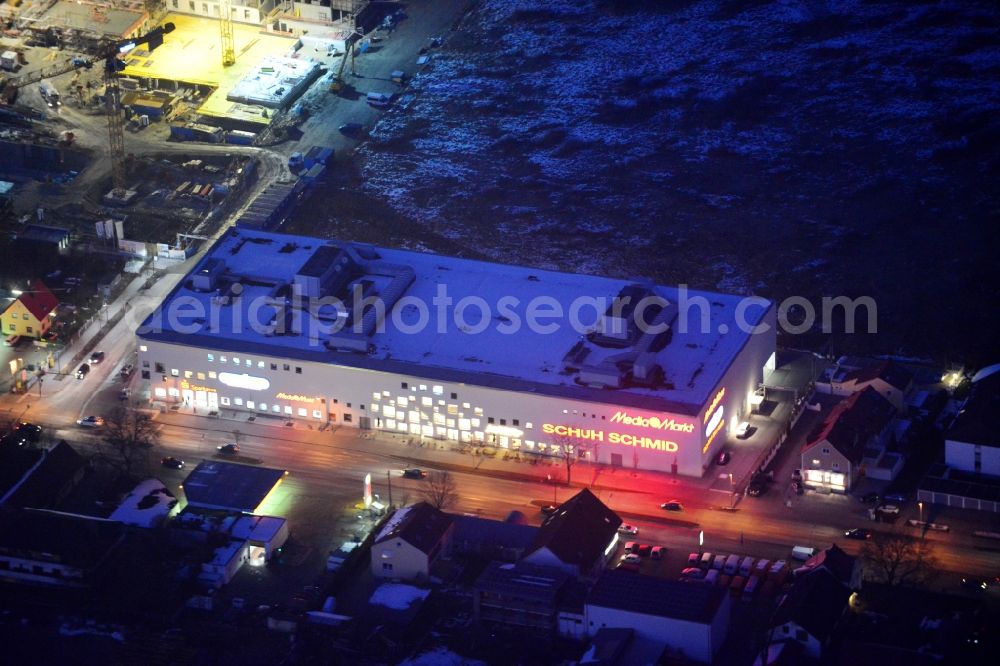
[165,0,273,25]
[371,539,428,581]
[0,556,86,587]
[946,439,1000,476]
[585,601,727,663]
[291,2,333,22]
[138,309,774,477]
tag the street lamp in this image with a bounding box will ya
[729,473,735,509]
[918,501,924,525]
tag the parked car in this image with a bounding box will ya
[688,552,701,565]
[660,500,683,511]
[635,544,652,557]
[402,468,427,479]
[734,421,751,438]
[120,363,134,379]
[338,122,363,135]
[160,456,185,469]
[623,541,637,554]
[89,351,106,364]
[716,451,731,466]
[77,415,105,427]
[859,491,880,503]
[218,442,240,454]
[845,528,872,540]
[755,559,771,575]
[618,523,639,535]
[119,389,131,401]
[652,546,666,560]
[878,504,900,515]
[620,553,641,565]
[76,363,90,379]
[680,567,704,579]
[770,560,787,575]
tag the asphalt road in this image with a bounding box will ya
[10,357,999,583]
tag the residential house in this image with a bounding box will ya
[794,544,861,590]
[448,513,538,562]
[822,359,914,412]
[0,441,87,510]
[370,502,453,581]
[944,364,1000,477]
[0,509,125,588]
[1,279,59,340]
[586,570,731,664]
[801,387,898,493]
[522,488,621,579]
[770,567,851,660]
[830,582,988,665]
[473,560,581,635]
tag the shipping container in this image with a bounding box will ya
[226,130,257,145]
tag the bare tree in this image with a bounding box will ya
[94,405,161,482]
[551,432,596,486]
[420,471,459,511]
[861,531,939,587]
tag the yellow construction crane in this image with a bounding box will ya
[220,0,235,67]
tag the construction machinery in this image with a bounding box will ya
[329,35,360,94]
[0,23,175,198]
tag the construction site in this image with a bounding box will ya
[0,0,394,264]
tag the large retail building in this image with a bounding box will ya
[137,228,776,476]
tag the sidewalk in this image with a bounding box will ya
[154,402,710,518]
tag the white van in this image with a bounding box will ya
[739,556,755,577]
[713,555,726,570]
[724,554,740,575]
[366,91,392,108]
[700,552,714,568]
[791,546,816,561]
[703,569,720,586]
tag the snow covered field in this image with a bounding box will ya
[307,0,1000,360]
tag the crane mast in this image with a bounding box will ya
[220,0,236,67]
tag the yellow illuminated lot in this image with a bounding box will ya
[121,13,297,124]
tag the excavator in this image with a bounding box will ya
[328,35,359,95]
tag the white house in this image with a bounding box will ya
[945,364,1000,477]
[371,502,453,581]
[586,570,730,664]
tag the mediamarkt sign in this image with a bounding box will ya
[609,410,695,433]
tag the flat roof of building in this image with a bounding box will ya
[588,569,728,624]
[0,509,125,569]
[139,228,772,414]
[181,460,286,513]
[120,14,298,125]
